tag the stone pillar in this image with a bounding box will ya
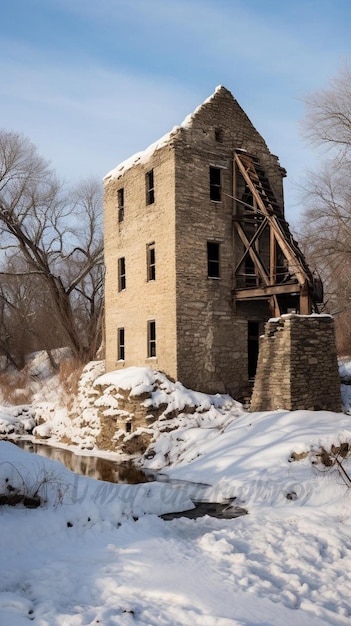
[250,314,341,412]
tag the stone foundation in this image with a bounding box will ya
[250,314,341,412]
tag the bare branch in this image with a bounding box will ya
[0,130,104,366]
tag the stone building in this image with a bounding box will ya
[104,86,321,399]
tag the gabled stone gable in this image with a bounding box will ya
[104,86,285,205]
[174,86,285,209]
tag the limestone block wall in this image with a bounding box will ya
[104,142,178,380]
[250,314,342,412]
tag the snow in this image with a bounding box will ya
[1,362,351,624]
[103,86,223,182]
[103,129,178,182]
[96,366,236,413]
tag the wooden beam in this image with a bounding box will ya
[234,153,311,289]
[299,282,312,315]
[271,295,281,317]
[234,283,300,299]
[234,222,270,286]
[270,225,276,286]
[269,215,310,287]
[233,217,268,273]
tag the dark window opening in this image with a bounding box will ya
[146,170,155,205]
[126,421,132,433]
[215,128,223,142]
[207,242,220,278]
[210,166,221,201]
[118,257,126,291]
[117,188,124,222]
[147,243,156,281]
[248,321,260,379]
[147,320,156,357]
[118,327,125,360]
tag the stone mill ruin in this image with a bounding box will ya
[103,85,341,427]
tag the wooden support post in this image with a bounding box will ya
[270,226,276,285]
[269,296,281,317]
[299,282,312,315]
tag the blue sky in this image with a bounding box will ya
[1,0,351,223]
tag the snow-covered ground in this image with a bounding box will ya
[1,362,351,624]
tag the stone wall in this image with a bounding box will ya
[92,377,196,451]
[104,141,178,379]
[173,87,284,396]
[250,314,342,412]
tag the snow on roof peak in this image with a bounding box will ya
[180,85,229,129]
[103,86,232,183]
[103,126,180,182]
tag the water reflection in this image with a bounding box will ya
[12,440,148,484]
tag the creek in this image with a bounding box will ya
[10,439,148,484]
[6,438,247,519]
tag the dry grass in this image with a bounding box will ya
[59,358,86,410]
[59,434,75,446]
[59,358,85,395]
[0,357,86,407]
[0,354,87,409]
[0,370,34,405]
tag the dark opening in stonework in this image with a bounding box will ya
[215,128,224,142]
[146,169,155,205]
[248,320,260,379]
[209,166,221,201]
[207,242,220,278]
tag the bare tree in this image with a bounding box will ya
[298,63,351,353]
[0,275,29,370]
[302,63,351,155]
[0,130,104,366]
[0,268,61,370]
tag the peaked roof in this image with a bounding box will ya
[103,86,227,182]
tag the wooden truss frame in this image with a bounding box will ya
[232,151,314,317]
